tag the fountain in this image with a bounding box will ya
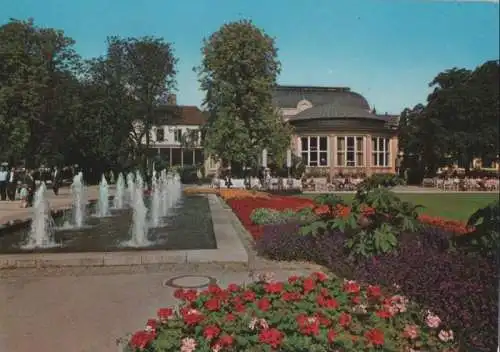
[160,169,169,216]
[126,172,135,205]
[113,173,126,209]
[149,173,161,227]
[23,182,57,248]
[70,172,86,227]
[135,170,144,192]
[125,174,150,247]
[96,174,110,217]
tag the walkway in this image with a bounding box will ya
[0,186,107,224]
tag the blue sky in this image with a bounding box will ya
[2,0,499,114]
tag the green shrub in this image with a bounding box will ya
[453,200,500,255]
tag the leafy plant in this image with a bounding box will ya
[345,188,423,257]
[250,207,316,225]
[299,194,351,236]
[453,200,500,254]
[356,173,405,195]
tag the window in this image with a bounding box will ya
[300,136,328,166]
[337,136,364,166]
[372,137,390,167]
[156,128,164,142]
[174,128,183,143]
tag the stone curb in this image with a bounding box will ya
[0,194,249,269]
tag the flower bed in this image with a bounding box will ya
[255,224,498,352]
[183,187,270,201]
[225,194,472,239]
[125,273,458,351]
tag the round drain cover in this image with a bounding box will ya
[163,275,217,289]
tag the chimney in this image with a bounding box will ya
[167,94,177,105]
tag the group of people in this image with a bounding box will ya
[0,165,63,208]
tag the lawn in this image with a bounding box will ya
[303,193,497,221]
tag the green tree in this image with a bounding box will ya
[0,18,81,167]
[104,36,178,171]
[196,20,291,172]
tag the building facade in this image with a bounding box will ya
[136,103,208,168]
[274,85,399,177]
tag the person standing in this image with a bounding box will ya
[0,166,8,201]
[7,167,17,201]
[52,166,62,196]
[25,169,36,207]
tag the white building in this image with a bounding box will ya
[134,101,209,169]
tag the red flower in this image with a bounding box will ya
[303,278,315,293]
[181,308,205,326]
[145,319,157,331]
[339,312,352,327]
[157,308,173,321]
[312,271,328,282]
[204,298,221,311]
[129,331,155,350]
[296,315,320,336]
[288,275,300,283]
[227,283,240,292]
[203,325,221,340]
[351,295,361,304]
[257,298,271,311]
[281,291,302,302]
[367,285,382,299]
[317,295,339,309]
[242,290,256,302]
[365,328,385,346]
[259,328,284,348]
[376,310,392,319]
[208,284,222,295]
[225,313,237,321]
[327,329,336,343]
[343,280,361,294]
[217,334,234,346]
[264,282,284,294]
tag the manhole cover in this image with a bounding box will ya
[163,275,217,289]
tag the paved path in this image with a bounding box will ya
[0,186,110,224]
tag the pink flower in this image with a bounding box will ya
[181,337,197,352]
[438,329,454,342]
[403,325,419,339]
[425,310,441,328]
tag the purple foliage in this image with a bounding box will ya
[256,223,499,352]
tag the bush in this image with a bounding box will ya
[124,273,458,352]
[256,224,498,352]
[178,165,200,184]
[250,207,317,226]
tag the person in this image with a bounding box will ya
[25,169,36,207]
[0,166,7,200]
[52,166,62,196]
[7,167,17,201]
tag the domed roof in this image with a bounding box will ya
[273,85,370,111]
[290,103,385,121]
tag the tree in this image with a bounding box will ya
[196,20,292,172]
[0,18,81,167]
[399,60,500,178]
[104,36,178,170]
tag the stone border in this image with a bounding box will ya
[0,194,248,269]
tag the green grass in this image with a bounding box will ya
[303,193,497,221]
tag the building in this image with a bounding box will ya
[135,99,208,168]
[274,85,399,177]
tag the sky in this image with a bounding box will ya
[2,0,499,114]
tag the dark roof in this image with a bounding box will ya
[378,114,399,126]
[155,105,206,126]
[273,85,370,110]
[291,103,386,121]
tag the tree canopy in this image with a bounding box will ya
[196,20,292,169]
[399,60,499,177]
[0,18,177,175]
